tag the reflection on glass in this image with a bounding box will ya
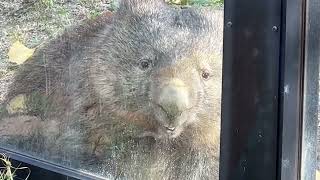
[0,0,223,179]
[317,67,320,177]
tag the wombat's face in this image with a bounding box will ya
[90,0,223,139]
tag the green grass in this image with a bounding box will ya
[0,154,30,180]
[40,0,55,9]
[166,0,224,6]
[26,92,55,120]
[107,0,223,10]
[0,105,8,120]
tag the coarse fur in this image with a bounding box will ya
[1,0,223,179]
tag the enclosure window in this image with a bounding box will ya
[0,0,224,179]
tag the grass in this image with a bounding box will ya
[26,92,54,120]
[166,0,224,6]
[39,0,55,9]
[0,154,30,180]
[1,0,223,71]
[8,29,25,45]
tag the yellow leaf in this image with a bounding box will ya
[8,41,35,65]
[6,94,27,114]
[317,170,320,180]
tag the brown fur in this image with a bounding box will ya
[0,1,223,179]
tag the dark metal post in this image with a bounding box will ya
[221,0,320,179]
[220,0,281,179]
[277,0,305,179]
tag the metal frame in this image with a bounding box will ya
[220,0,281,179]
[221,0,319,179]
[0,148,104,180]
[300,0,320,178]
[278,0,320,179]
[277,0,305,178]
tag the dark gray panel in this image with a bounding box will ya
[220,0,281,179]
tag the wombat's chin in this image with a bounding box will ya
[138,125,184,140]
[165,126,184,139]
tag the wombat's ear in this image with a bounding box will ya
[117,0,167,15]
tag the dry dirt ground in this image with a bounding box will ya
[0,0,112,71]
[0,0,319,173]
[0,0,113,100]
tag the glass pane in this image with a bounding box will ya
[0,0,224,179]
[317,67,320,178]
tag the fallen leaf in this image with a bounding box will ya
[8,41,35,65]
[317,170,320,180]
[6,94,27,114]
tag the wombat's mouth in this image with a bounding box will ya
[129,100,195,140]
[139,125,184,139]
[138,106,189,139]
[150,107,185,138]
[162,125,184,139]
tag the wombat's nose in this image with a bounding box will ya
[158,79,190,122]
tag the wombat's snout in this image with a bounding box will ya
[157,79,190,129]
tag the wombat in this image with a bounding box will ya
[1,0,223,179]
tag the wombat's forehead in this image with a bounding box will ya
[112,7,222,58]
[138,18,215,52]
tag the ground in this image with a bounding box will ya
[0,0,112,70]
[0,0,113,102]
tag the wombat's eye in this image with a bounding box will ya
[201,70,211,80]
[139,59,152,70]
